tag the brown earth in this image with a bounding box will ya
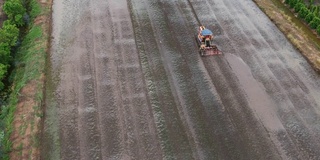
[40,0,320,159]
[9,0,52,160]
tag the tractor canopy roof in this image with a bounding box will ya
[201,29,213,36]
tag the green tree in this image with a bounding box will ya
[299,7,309,18]
[316,6,320,17]
[285,0,291,4]
[0,22,19,47]
[312,6,319,15]
[308,0,314,8]
[294,2,305,12]
[317,25,320,35]
[0,43,11,65]
[289,0,298,8]
[0,64,7,90]
[310,5,315,13]
[305,13,315,23]
[310,17,320,29]
[3,0,26,26]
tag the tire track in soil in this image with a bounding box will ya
[188,0,294,158]
[44,0,320,159]
[130,0,279,159]
[175,2,246,159]
[45,0,163,159]
[158,0,280,159]
[154,1,244,159]
[80,0,163,159]
[188,0,320,159]
[87,1,120,159]
[129,0,200,159]
[206,0,320,159]
[232,0,320,142]
[59,8,104,160]
[107,0,162,159]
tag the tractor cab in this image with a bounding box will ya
[196,26,221,56]
[198,26,214,47]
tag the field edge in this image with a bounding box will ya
[253,0,320,73]
[7,0,52,159]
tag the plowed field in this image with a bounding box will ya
[42,0,320,159]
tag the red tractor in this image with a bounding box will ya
[196,26,221,56]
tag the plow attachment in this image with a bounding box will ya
[199,45,222,56]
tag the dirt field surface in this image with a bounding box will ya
[42,0,320,159]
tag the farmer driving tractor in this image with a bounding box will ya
[198,26,214,48]
[196,25,221,56]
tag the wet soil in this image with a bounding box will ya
[42,0,320,159]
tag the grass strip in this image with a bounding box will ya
[0,0,49,159]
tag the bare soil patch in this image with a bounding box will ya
[43,0,320,159]
[254,0,320,73]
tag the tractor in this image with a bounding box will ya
[196,26,222,56]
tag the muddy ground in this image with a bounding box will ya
[42,0,320,159]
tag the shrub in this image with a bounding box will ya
[308,0,314,8]
[309,5,317,14]
[0,43,11,65]
[285,0,291,4]
[305,13,315,23]
[0,22,19,47]
[313,6,319,15]
[317,25,320,35]
[310,17,320,29]
[299,7,309,18]
[289,0,298,8]
[30,0,41,20]
[3,0,26,26]
[309,21,317,29]
[0,64,7,90]
[294,2,304,12]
